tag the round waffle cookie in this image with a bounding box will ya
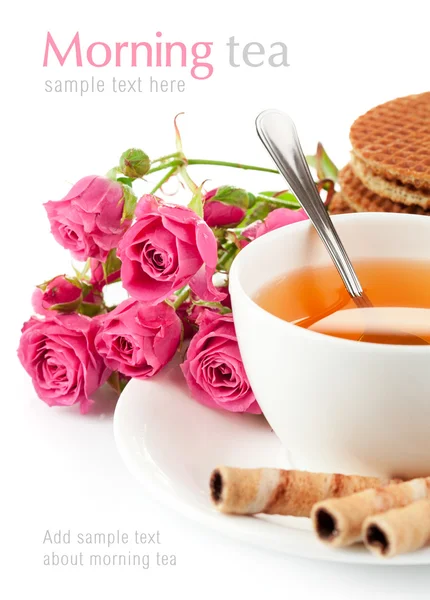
[338,164,430,215]
[327,192,356,215]
[350,92,430,191]
[351,153,430,208]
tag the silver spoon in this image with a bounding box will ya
[255,109,428,345]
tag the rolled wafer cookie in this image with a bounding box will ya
[209,467,392,518]
[311,477,430,548]
[363,499,430,558]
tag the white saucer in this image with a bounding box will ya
[113,362,430,565]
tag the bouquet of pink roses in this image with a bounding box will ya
[18,117,337,415]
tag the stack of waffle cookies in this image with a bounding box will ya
[330,93,430,216]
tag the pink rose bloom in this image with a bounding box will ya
[95,298,181,378]
[118,195,225,305]
[90,258,121,291]
[242,207,308,245]
[44,176,132,261]
[203,187,247,228]
[181,310,261,414]
[31,288,50,316]
[34,275,82,313]
[18,314,110,413]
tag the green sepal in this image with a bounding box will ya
[79,300,103,317]
[247,192,257,209]
[102,249,122,281]
[190,298,231,314]
[121,184,137,222]
[211,186,249,210]
[188,184,204,218]
[106,167,120,181]
[48,297,82,313]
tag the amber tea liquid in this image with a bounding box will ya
[255,259,430,344]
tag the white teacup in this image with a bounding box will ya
[229,213,430,479]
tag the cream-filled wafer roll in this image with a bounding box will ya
[363,499,430,558]
[311,477,430,548]
[209,467,392,518]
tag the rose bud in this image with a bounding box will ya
[90,258,121,291]
[18,314,110,413]
[181,310,261,414]
[203,186,249,228]
[44,176,134,262]
[118,195,225,305]
[95,299,182,379]
[119,148,150,179]
[242,207,308,245]
[176,287,231,339]
[36,275,83,312]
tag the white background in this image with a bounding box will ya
[2,0,430,598]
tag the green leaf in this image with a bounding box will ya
[237,201,271,228]
[117,176,134,186]
[306,155,317,170]
[188,185,204,218]
[306,143,338,182]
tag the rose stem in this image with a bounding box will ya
[147,159,279,176]
[147,160,183,175]
[150,167,177,194]
[187,159,278,174]
[254,193,300,209]
[173,286,190,310]
[151,152,181,164]
[217,244,238,271]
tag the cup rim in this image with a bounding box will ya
[229,212,430,354]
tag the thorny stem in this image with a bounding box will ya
[217,244,238,271]
[151,152,181,164]
[254,193,300,209]
[147,158,279,176]
[150,167,177,194]
[173,286,191,310]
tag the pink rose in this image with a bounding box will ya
[181,311,261,414]
[31,289,50,316]
[242,207,308,245]
[203,187,248,228]
[95,298,182,378]
[34,275,82,312]
[18,314,110,413]
[117,195,225,305]
[44,176,133,261]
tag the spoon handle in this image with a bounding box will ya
[256,109,364,299]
